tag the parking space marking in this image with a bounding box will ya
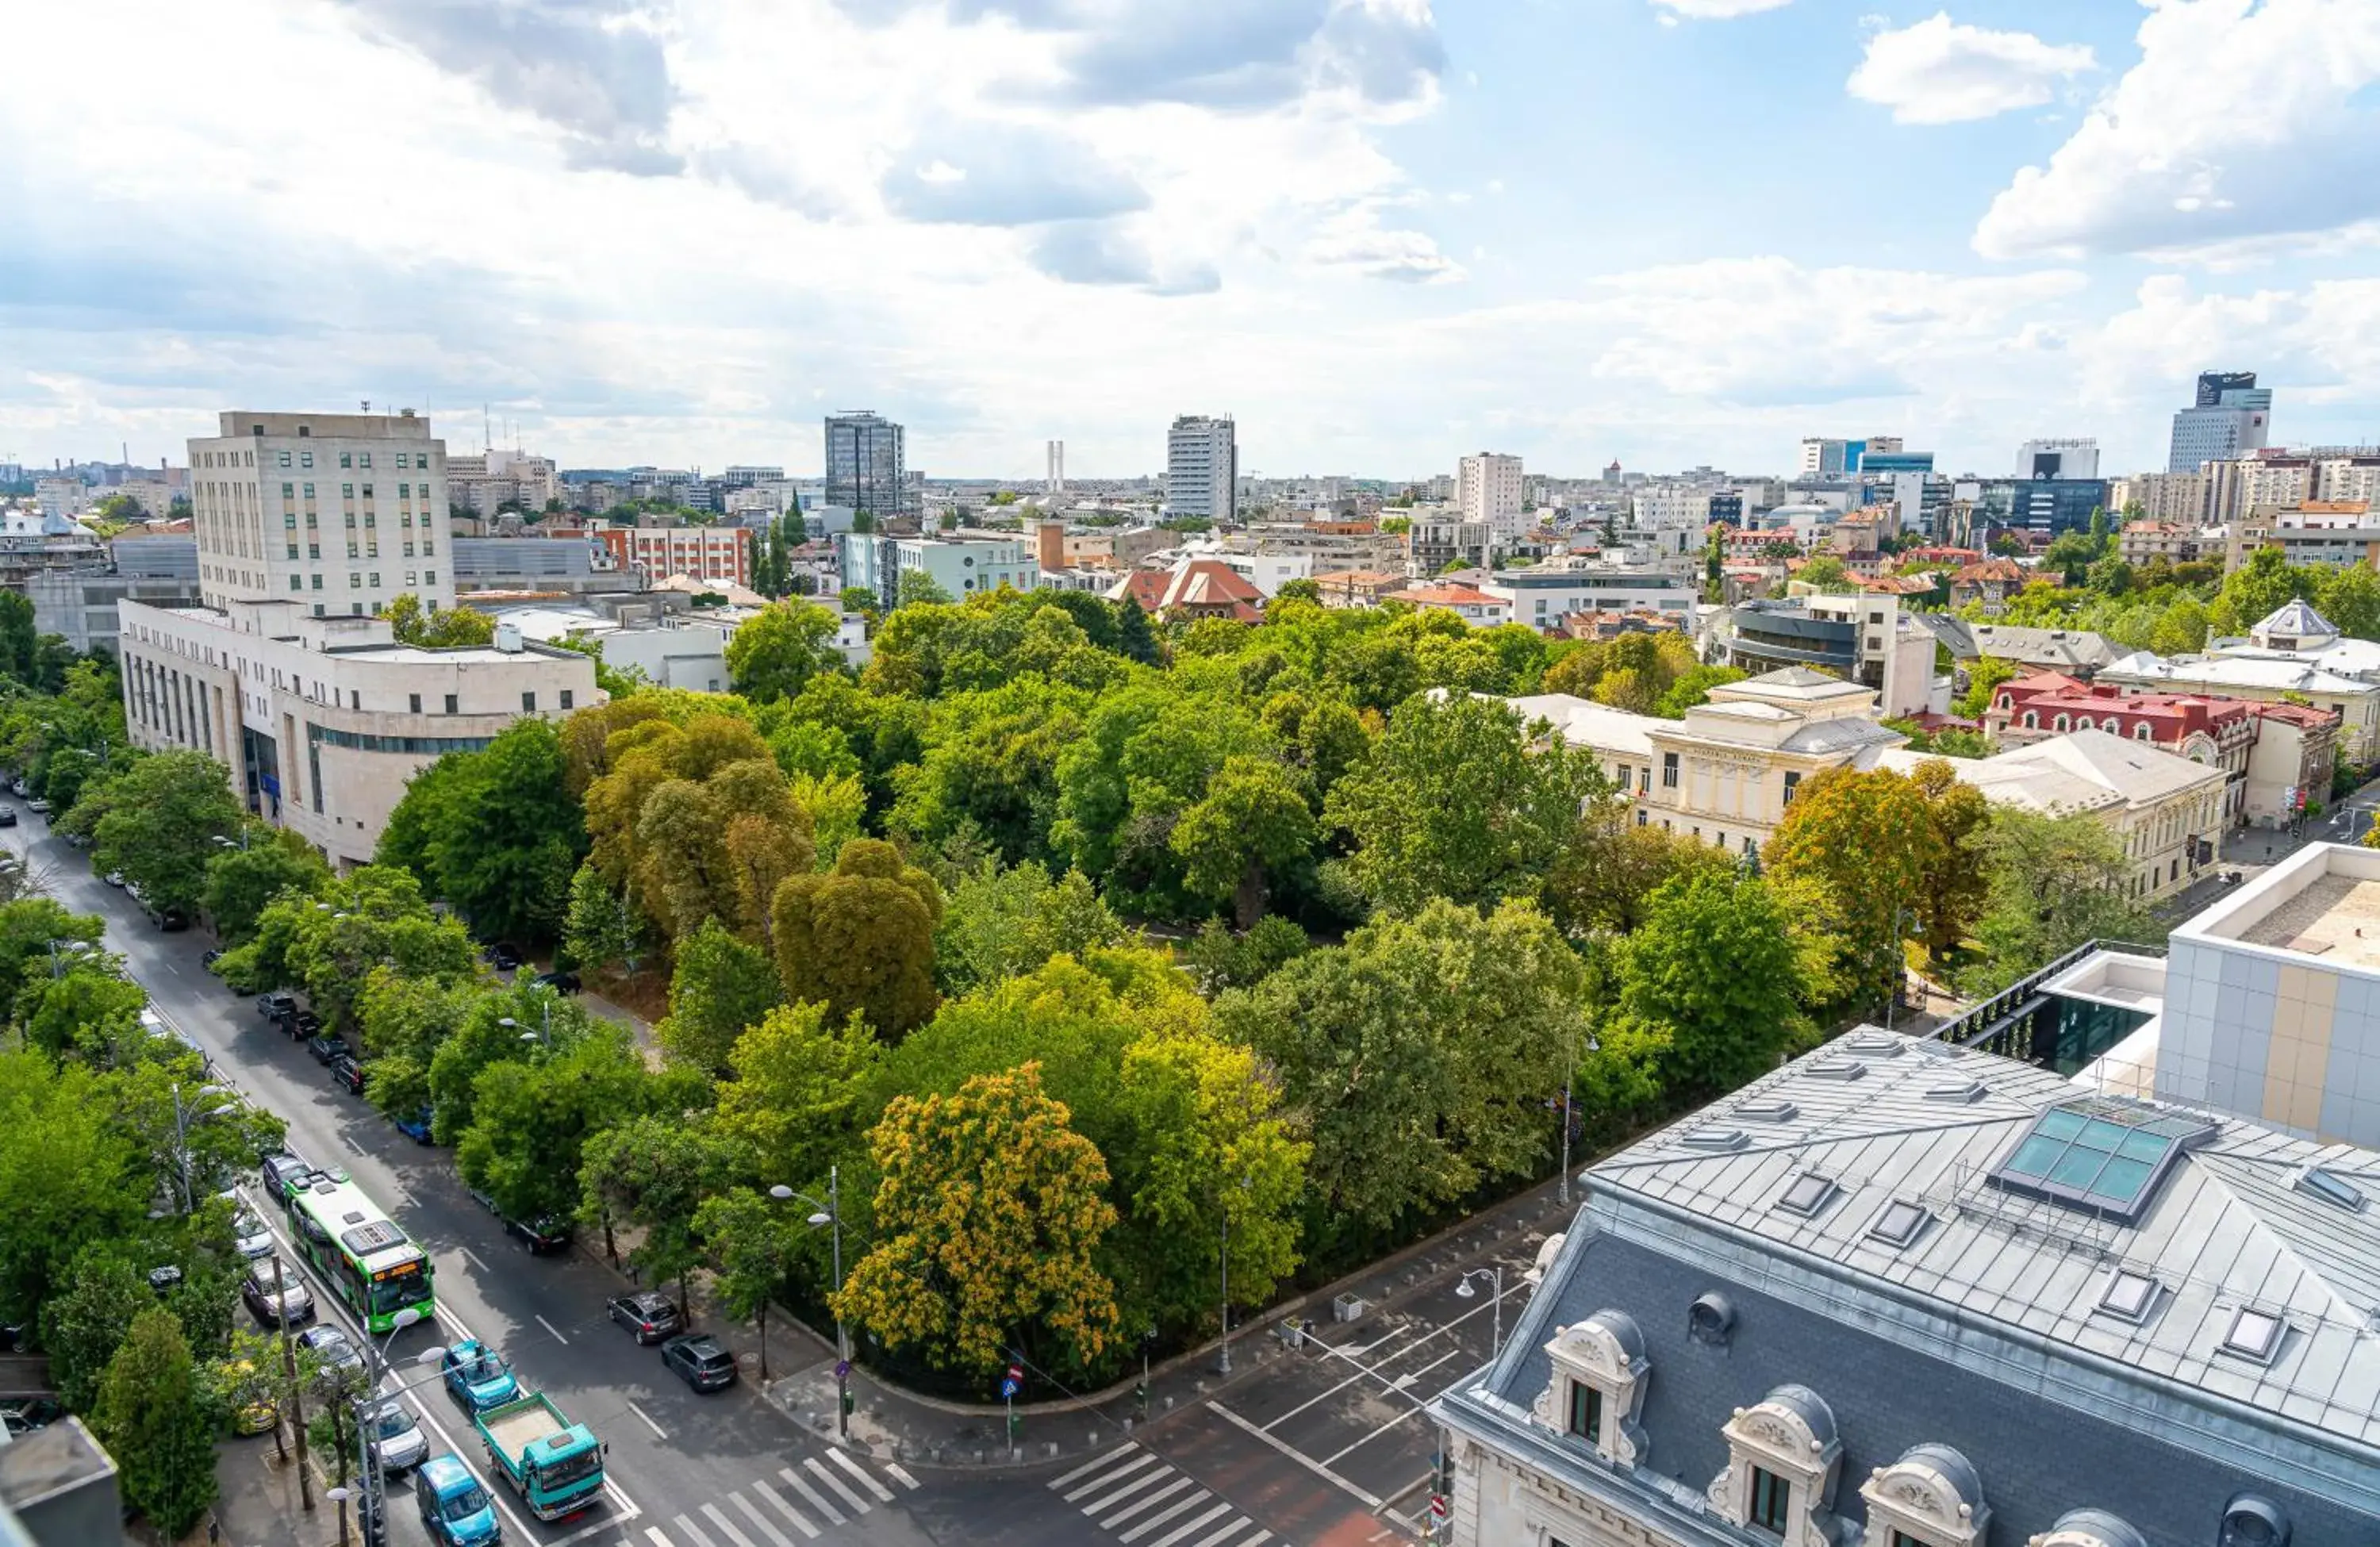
[779,1467,845,1526]
[1320,1404,1430,1468]
[827,1447,896,1501]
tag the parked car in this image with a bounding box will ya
[25,797,48,815]
[231,1206,275,1260]
[102,871,125,888]
[393,1108,434,1144]
[660,1333,736,1392]
[62,831,88,850]
[483,942,524,972]
[153,907,190,932]
[291,1011,323,1041]
[0,808,16,829]
[240,1258,314,1326]
[201,948,223,969]
[328,1054,367,1095]
[439,1342,520,1415]
[213,1362,277,1438]
[257,991,298,1021]
[503,1215,570,1254]
[605,1291,683,1345]
[532,969,582,995]
[466,1185,497,1215]
[309,1033,350,1066]
[297,1325,365,1382]
[260,1153,317,1204]
[366,1401,428,1474]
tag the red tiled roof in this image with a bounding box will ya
[1391,584,1503,607]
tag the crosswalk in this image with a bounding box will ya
[1048,1442,1273,1547]
[639,1449,918,1547]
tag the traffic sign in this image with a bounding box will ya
[835,1359,850,1379]
[1000,1376,1020,1399]
[1007,1361,1023,1381]
[1430,1495,1448,1519]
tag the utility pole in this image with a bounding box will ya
[273,1257,313,1511]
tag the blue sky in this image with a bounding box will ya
[4,0,2377,480]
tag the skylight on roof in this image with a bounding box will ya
[1868,1200,1929,1248]
[2219,1307,2286,1365]
[1736,1100,1799,1123]
[2095,1269,2159,1324]
[1802,1061,1868,1083]
[1987,1100,2217,1224]
[1776,1172,1838,1218]
[1679,1128,1749,1153]
[1925,1080,1987,1104]
[2295,1166,2367,1213]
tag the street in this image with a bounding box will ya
[6,811,1468,1547]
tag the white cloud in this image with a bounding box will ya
[1847,13,2094,125]
[1304,203,1467,283]
[1975,0,2380,261]
[1650,0,1791,20]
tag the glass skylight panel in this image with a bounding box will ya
[2095,1269,2159,1324]
[2295,1166,2367,1213]
[2219,1307,2286,1365]
[1680,1128,1749,1152]
[1868,1200,1929,1247]
[1987,1100,2216,1224]
[1736,1100,1798,1123]
[1777,1172,1838,1217]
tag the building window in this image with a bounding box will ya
[2022,711,2038,728]
[278,451,291,468]
[409,693,421,714]
[444,693,459,715]
[559,689,575,710]
[312,574,324,589]
[1662,752,1680,788]
[1567,1383,1602,1444]
[424,570,436,585]
[522,692,537,712]
[369,573,380,588]
[359,453,371,468]
[340,454,351,469]
[1749,1468,1791,1535]
[301,452,313,469]
[1636,810,1648,827]
[289,575,303,593]
[1891,1533,1933,1547]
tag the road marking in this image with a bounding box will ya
[1211,1402,1385,1511]
[1065,1449,1160,1502]
[1320,1403,1430,1468]
[626,1399,667,1440]
[779,1466,845,1526]
[802,1455,869,1514]
[827,1448,895,1501]
[1100,1475,1196,1529]
[553,1506,642,1547]
[1190,1523,1264,1547]
[1051,1444,1139,1490]
[670,1515,720,1547]
[1120,1487,1214,1541]
[883,1460,920,1490]
[1146,1499,1234,1547]
[751,1480,820,1541]
[700,1501,758,1547]
[460,1246,488,1274]
[1081,1463,1177,1518]
[536,1313,570,1344]
[730,1492,796,1547]
[645,1530,677,1547]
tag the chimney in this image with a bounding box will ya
[1035,518,1065,572]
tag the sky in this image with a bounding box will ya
[4,0,2379,482]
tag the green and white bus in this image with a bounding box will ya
[286,1175,436,1333]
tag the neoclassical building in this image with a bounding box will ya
[1430,1031,2380,1547]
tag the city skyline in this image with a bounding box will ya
[5,1,2378,477]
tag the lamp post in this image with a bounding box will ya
[1455,1266,1507,1361]
[330,1310,444,1547]
[45,938,90,978]
[498,997,551,1050]
[169,1082,232,1214]
[770,1168,847,1436]
[1215,1173,1253,1376]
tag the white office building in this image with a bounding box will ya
[1166,415,1237,523]
[117,597,598,871]
[2168,371,2272,474]
[1457,453,1526,538]
[2017,438,2101,480]
[186,409,451,619]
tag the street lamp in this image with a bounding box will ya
[1454,1266,1507,1361]
[770,1171,848,1436]
[169,1082,232,1215]
[498,1000,551,1049]
[332,1311,445,1547]
[1215,1174,1253,1376]
[45,938,90,978]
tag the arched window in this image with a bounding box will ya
[2023,712,2038,728]
[2054,714,2071,732]
[2075,717,2094,732]
[2135,723,2152,741]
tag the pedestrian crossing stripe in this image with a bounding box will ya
[651,1448,921,1547]
[1044,1441,1277,1547]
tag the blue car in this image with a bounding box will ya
[439,1342,520,1415]
[393,1107,434,1144]
[415,1453,501,1546]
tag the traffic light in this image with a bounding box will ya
[840,1389,854,1418]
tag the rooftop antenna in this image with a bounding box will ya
[484,403,493,455]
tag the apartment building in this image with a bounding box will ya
[1166,415,1238,523]
[1432,1027,2380,1547]
[2225,501,2380,571]
[2113,520,2202,566]
[1710,593,1937,718]
[1387,583,1512,626]
[186,409,451,618]
[837,532,1036,608]
[2205,452,2313,524]
[574,523,750,589]
[1456,453,1525,537]
[1478,566,1697,634]
[2106,469,2209,524]
[444,448,560,516]
[117,597,597,869]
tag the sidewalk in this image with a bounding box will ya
[748,1172,1583,1472]
[202,1428,363,1547]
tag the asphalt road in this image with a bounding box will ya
[6,812,1163,1547]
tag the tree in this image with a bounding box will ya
[0,593,38,685]
[559,860,643,973]
[425,985,594,1141]
[1171,756,1318,927]
[201,830,331,944]
[1213,900,1587,1236]
[713,1002,882,1192]
[0,1053,143,1330]
[726,600,844,704]
[772,839,942,1038]
[1956,655,2019,720]
[1653,664,1745,719]
[1964,809,2155,994]
[1795,555,1850,590]
[1765,767,1944,1010]
[1544,817,1734,938]
[1180,916,1309,996]
[379,717,586,945]
[387,593,495,647]
[41,1244,152,1411]
[839,585,879,620]
[2320,564,2380,641]
[1909,758,1991,959]
[21,966,149,1067]
[579,1115,743,1312]
[0,897,105,1015]
[455,1027,653,1225]
[657,919,785,1073]
[1327,693,1611,914]
[94,1307,218,1537]
[82,750,246,917]
[1614,869,1806,1097]
[693,1188,804,1379]
[837,1063,1120,1376]
[935,858,1121,994]
[897,570,954,608]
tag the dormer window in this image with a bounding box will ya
[1714,1387,1843,1547]
[1534,1311,1649,1467]
[1567,1383,1602,1444]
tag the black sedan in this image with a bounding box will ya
[328,1054,367,1095]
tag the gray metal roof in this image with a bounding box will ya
[1434,1031,2380,1544]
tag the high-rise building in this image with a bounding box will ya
[186,409,451,616]
[1798,436,1902,476]
[2168,370,2272,473]
[824,411,908,519]
[1457,452,1525,537]
[1046,440,1065,496]
[2017,438,2100,480]
[1166,415,1237,522]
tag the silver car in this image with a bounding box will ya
[367,1403,428,1473]
[241,1258,315,1326]
[231,1207,274,1260]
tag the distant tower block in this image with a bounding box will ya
[1047,440,1065,496]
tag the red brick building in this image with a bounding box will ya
[1983,674,2261,824]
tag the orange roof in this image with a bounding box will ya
[1390,584,1503,608]
[1161,559,1262,612]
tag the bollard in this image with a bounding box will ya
[1165,1395,1176,1411]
